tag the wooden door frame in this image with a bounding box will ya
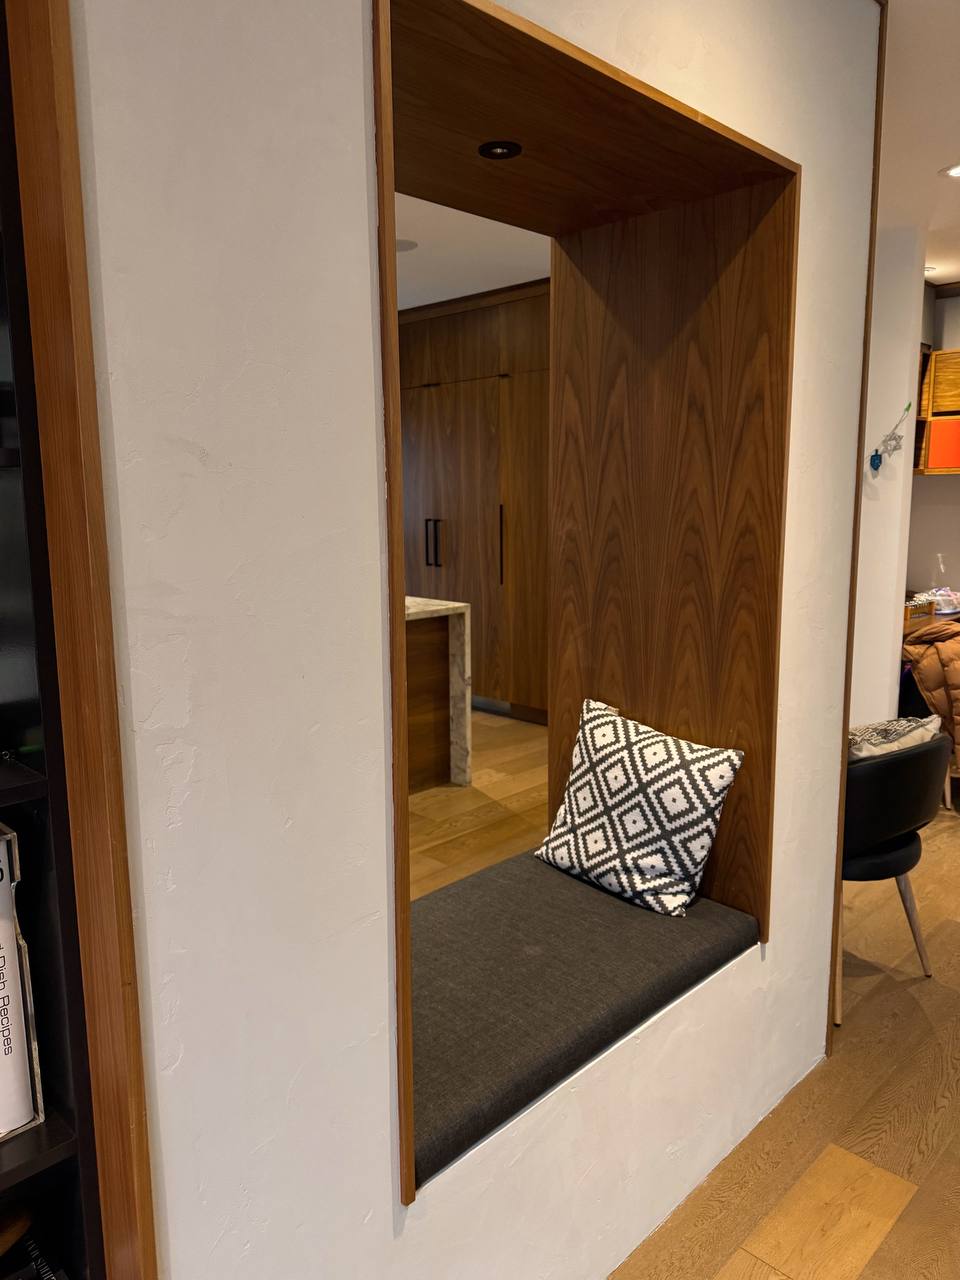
[826,0,888,1053]
[4,1,158,1273]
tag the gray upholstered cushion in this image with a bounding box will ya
[412,852,758,1185]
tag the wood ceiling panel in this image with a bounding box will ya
[392,0,796,236]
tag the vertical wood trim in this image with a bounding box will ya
[373,0,417,1205]
[827,0,887,1054]
[4,0,158,1273]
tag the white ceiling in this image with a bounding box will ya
[395,194,550,310]
[880,0,960,284]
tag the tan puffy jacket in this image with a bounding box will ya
[903,619,960,747]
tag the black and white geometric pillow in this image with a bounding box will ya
[535,700,744,917]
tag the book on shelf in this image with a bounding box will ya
[0,825,42,1138]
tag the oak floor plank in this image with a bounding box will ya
[838,1014,960,1184]
[611,848,960,1280]
[409,710,548,898]
[860,1137,960,1279]
[742,1144,915,1280]
[713,1252,789,1280]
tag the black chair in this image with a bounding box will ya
[833,732,952,1026]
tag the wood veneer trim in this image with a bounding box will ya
[399,278,550,325]
[4,0,158,1272]
[827,0,887,1056]
[373,0,417,1206]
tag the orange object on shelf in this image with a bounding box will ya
[926,416,960,471]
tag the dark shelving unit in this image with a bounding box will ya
[0,760,46,809]
[0,8,105,1276]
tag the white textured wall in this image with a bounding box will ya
[850,226,927,726]
[935,294,960,348]
[907,474,960,592]
[69,0,879,1276]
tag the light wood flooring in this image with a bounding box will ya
[614,804,960,1280]
[409,710,548,900]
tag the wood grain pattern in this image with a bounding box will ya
[713,1252,789,1280]
[399,303,500,389]
[500,369,549,710]
[398,277,548,326]
[392,0,795,236]
[499,292,550,374]
[410,711,548,898]
[372,0,416,1206]
[549,177,799,937]
[827,0,886,1056]
[838,1016,960,1184]
[930,349,960,415]
[4,0,158,1271]
[406,617,452,792]
[399,289,549,708]
[742,1145,915,1280]
[860,1136,960,1279]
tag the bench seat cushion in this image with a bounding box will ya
[412,852,759,1185]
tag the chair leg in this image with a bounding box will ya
[945,762,953,810]
[833,891,843,1027]
[895,873,933,977]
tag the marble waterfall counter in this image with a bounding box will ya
[405,597,471,790]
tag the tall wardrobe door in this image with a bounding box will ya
[500,369,549,711]
[401,383,442,599]
[442,377,504,700]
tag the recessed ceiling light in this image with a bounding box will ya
[396,238,418,253]
[939,163,960,179]
[926,265,937,274]
[478,140,522,160]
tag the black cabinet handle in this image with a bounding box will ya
[425,518,433,567]
[499,504,504,586]
[433,518,443,568]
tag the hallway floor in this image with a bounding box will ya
[409,710,548,899]
[614,805,960,1280]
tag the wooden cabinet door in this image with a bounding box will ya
[399,306,500,388]
[931,350,960,415]
[500,369,549,710]
[438,377,504,699]
[401,378,504,698]
[401,384,443,599]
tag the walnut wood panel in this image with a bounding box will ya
[4,0,158,1269]
[549,176,799,939]
[399,304,500,389]
[401,384,442,599]
[406,617,453,792]
[399,288,550,708]
[399,277,548,326]
[931,349,960,416]
[373,0,416,1204]
[402,378,505,697]
[392,0,795,237]
[499,293,549,374]
[500,370,549,710]
[442,378,504,699]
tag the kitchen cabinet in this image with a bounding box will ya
[400,284,548,711]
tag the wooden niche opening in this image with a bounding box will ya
[379,0,799,1201]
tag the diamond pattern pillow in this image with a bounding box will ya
[535,700,744,917]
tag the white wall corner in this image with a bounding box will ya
[850,225,927,727]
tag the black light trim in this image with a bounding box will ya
[478,140,522,160]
